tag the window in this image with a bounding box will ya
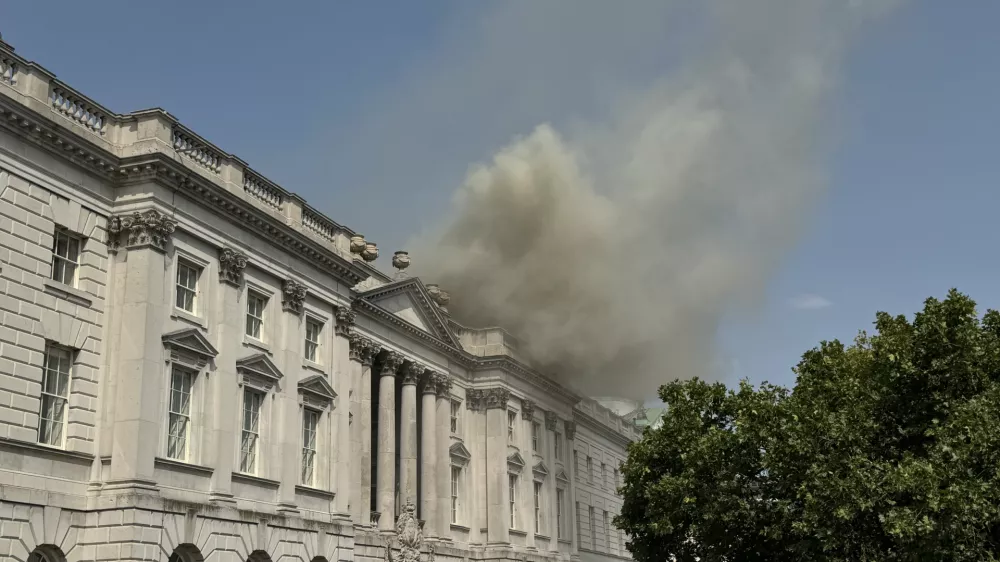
[590,506,596,549]
[38,344,72,446]
[614,468,620,490]
[534,481,543,533]
[603,510,610,551]
[304,319,322,363]
[509,473,518,528]
[175,260,200,313]
[51,228,81,287]
[302,409,319,485]
[451,465,462,523]
[554,432,562,460]
[532,422,540,453]
[240,389,263,474]
[450,399,461,434]
[246,291,266,340]
[602,463,607,488]
[574,451,580,479]
[166,368,193,460]
[557,489,565,539]
[576,502,582,544]
[587,456,593,483]
[507,409,517,441]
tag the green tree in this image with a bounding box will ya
[616,290,1000,562]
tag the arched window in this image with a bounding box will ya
[168,544,205,562]
[27,546,66,562]
[247,550,272,562]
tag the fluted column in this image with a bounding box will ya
[400,362,421,511]
[435,375,453,541]
[356,336,381,527]
[420,371,438,539]
[377,351,404,532]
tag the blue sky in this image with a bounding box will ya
[3,1,998,392]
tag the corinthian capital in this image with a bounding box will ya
[350,335,381,366]
[218,247,248,286]
[484,387,510,410]
[545,411,559,431]
[335,306,356,338]
[401,362,423,386]
[108,209,177,253]
[435,373,452,398]
[281,279,307,314]
[381,351,404,377]
[521,399,536,421]
[564,420,577,440]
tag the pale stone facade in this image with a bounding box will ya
[0,38,639,562]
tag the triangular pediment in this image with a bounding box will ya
[507,451,526,470]
[162,328,218,359]
[555,469,569,482]
[358,278,458,346]
[236,353,283,385]
[533,461,549,477]
[450,441,472,462]
[299,374,337,403]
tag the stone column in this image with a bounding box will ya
[565,420,580,561]
[521,400,537,551]
[356,337,381,527]
[419,371,437,539]
[485,387,511,547]
[435,374,452,541]
[106,210,176,490]
[277,279,308,514]
[545,411,560,553]
[333,306,355,518]
[208,246,248,503]
[348,334,368,523]
[400,362,421,510]
[377,351,404,532]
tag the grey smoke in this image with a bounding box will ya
[401,0,902,399]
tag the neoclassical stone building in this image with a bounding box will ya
[0,38,640,562]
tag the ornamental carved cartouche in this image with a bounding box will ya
[219,247,249,286]
[545,410,559,431]
[484,387,511,410]
[521,399,535,421]
[335,306,356,338]
[107,209,177,253]
[281,278,307,314]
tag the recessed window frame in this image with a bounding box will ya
[532,421,541,453]
[554,431,562,461]
[509,472,518,529]
[166,367,194,461]
[451,464,462,524]
[304,317,323,364]
[301,408,320,486]
[245,290,267,341]
[507,409,517,442]
[533,480,543,534]
[50,227,81,288]
[556,487,565,539]
[450,398,461,434]
[239,387,264,474]
[174,259,201,315]
[38,343,73,447]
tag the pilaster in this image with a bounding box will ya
[399,361,421,510]
[377,350,404,532]
[484,387,511,547]
[565,419,580,561]
[435,375,453,541]
[332,306,354,519]
[354,335,381,528]
[276,278,308,514]
[106,209,176,490]
[419,371,438,539]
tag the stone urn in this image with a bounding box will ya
[392,251,410,272]
[350,234,367,255]
[362,242,379,262]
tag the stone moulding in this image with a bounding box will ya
[218,247,249,286]
[544,411,559,431]
[282,278,308,314]
[483,388,511,410]
[335,306,356,338]
[521,399,535,421]
[107,209,177,254]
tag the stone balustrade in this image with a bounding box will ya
[0,39,359,263]
[243,169,284,210]
[50,85,107,136]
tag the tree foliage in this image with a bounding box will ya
[616,290,1000,561]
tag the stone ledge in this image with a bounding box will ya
[231,471,280,488]
[42,278,93,307]
[0,435,93,463]
[154,456,214,475]
[294,484,336,500]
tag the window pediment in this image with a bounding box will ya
[450,441,472,464]
[533,461,549,478]
[507,451,526,472]
[162,328,218,369]
[298,374,336,407]
[555,469,570,483]
[236,353,283,390]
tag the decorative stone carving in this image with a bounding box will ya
[383,500,422,562]
[107,209,177,253]
[335,306,356,338]
[545,411,559,431]
[425,284,450,314]
[521,399,535,420]
[434,373,452,398]
[362,241,379,262]
[281,279,307,314]
[421,371,437,395]
[564,420,577,440]
[362,338,382,366]
[466,389,485,411]
[401,362,422,386]
[218,247,248,286]
[484,387,510,410]
[350,234,367,255]
[349,333,364,362]
[392,251,410,279]
[381,351,404,377]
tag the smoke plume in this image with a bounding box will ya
[406,0,901,399]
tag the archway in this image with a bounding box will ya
[247,550,272,562]
[27,545,66,562]
[169,544,205,562]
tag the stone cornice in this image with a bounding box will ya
[573,409,636,448]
